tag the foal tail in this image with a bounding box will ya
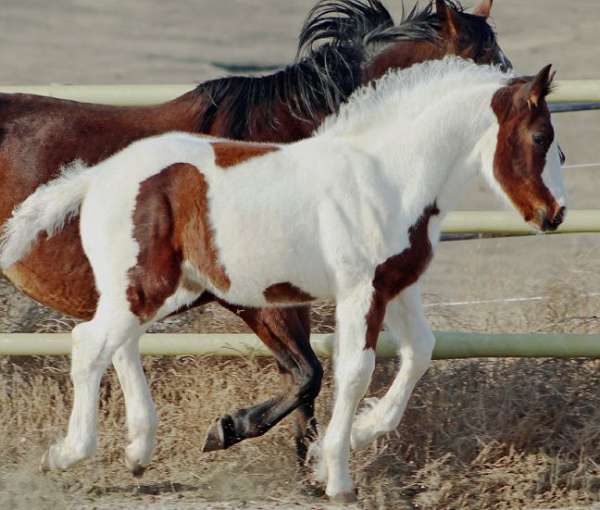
[0,160,94,269]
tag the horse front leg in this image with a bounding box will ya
[317,283,381,502]
[202,304,322,463]
[351,283,435,450]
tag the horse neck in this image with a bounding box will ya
[361,41,446,84]
[365,84,499,217]
[149,91,210,132]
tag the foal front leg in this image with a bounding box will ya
[351,284,435,450]
[319,284,382,502]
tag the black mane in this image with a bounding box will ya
[297,0,438,56]
[195,43,363,139]
[194,0,496,140]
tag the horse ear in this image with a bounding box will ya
[473,0,493,18]
[522,64,555,109]
[436,0,459,37]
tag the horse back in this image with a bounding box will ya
[0,92,204,223]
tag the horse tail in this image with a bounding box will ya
[0,160,94,269]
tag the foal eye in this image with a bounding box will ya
[532,134,546,146]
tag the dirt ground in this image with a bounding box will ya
[1,1,600,509]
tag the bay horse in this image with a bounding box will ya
[0,0,509,466]
[1,57,566,502]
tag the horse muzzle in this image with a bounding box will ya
[539,206,566,232]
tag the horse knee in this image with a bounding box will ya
[298,360,323,402]
[71,319,137,378]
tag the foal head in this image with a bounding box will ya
[487,65,566,232]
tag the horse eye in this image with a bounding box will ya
[532,134,546,146]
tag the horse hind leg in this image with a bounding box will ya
[41,308,142,471]
[111,337,157,477]
[202,304,322,464]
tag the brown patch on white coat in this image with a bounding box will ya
[264,282,316,304]
[365,203,440,350]
[491,65,565,232]
[212,141,279,168]
[127,142,279,322]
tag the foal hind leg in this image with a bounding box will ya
[41,306,142,471]
[112,338,157,476]
[203,304,322,462]
[351,284,434,450]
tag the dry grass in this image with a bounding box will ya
[3,238,600,509]
[4,351,600,509]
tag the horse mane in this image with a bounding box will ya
[296,0,439,56]
[193,0,495,139]
[317,57,511,138]
[194,43,363,139]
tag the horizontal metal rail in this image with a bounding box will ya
[0,80,598,106]
[442,210,599,235]
[1,332,600,358]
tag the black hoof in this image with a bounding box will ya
[130,463,147,478]
[202,415,238,452]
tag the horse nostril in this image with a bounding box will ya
[554,206,566,227]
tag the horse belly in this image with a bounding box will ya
[207,230,330,308]
[4,221,97,320]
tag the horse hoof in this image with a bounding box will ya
[202,418,226,452]
[125,457,147,478]
[131,464,146,478]
[299,480,325,498]
[39,450,50,473]
[328,490,358,504]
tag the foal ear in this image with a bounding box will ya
[436,0,459,37]
[523,64,555,109]
[473,0,493,18]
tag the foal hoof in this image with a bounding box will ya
[202,415,237,452]
[328,490,358,505]
[125,457,147,478]
[39,450,51,473]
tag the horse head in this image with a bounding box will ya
[486,65,566,232]
[297,0,512,83]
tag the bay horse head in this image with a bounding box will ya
[486,65,566,232]
[298,0,511,87]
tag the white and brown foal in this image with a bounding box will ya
[1,57,566,502]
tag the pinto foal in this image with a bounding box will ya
[0,0,508,460]
[1,58,565,501]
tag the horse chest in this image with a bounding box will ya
[372,203,439,300]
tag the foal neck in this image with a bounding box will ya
[323,72,499,215]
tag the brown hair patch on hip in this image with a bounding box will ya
[127,162,230,322]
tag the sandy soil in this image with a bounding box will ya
[1,1,600,509]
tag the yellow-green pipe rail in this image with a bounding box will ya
[442,210,600,235]
[0,80,598,106]
[1,332,600,358]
